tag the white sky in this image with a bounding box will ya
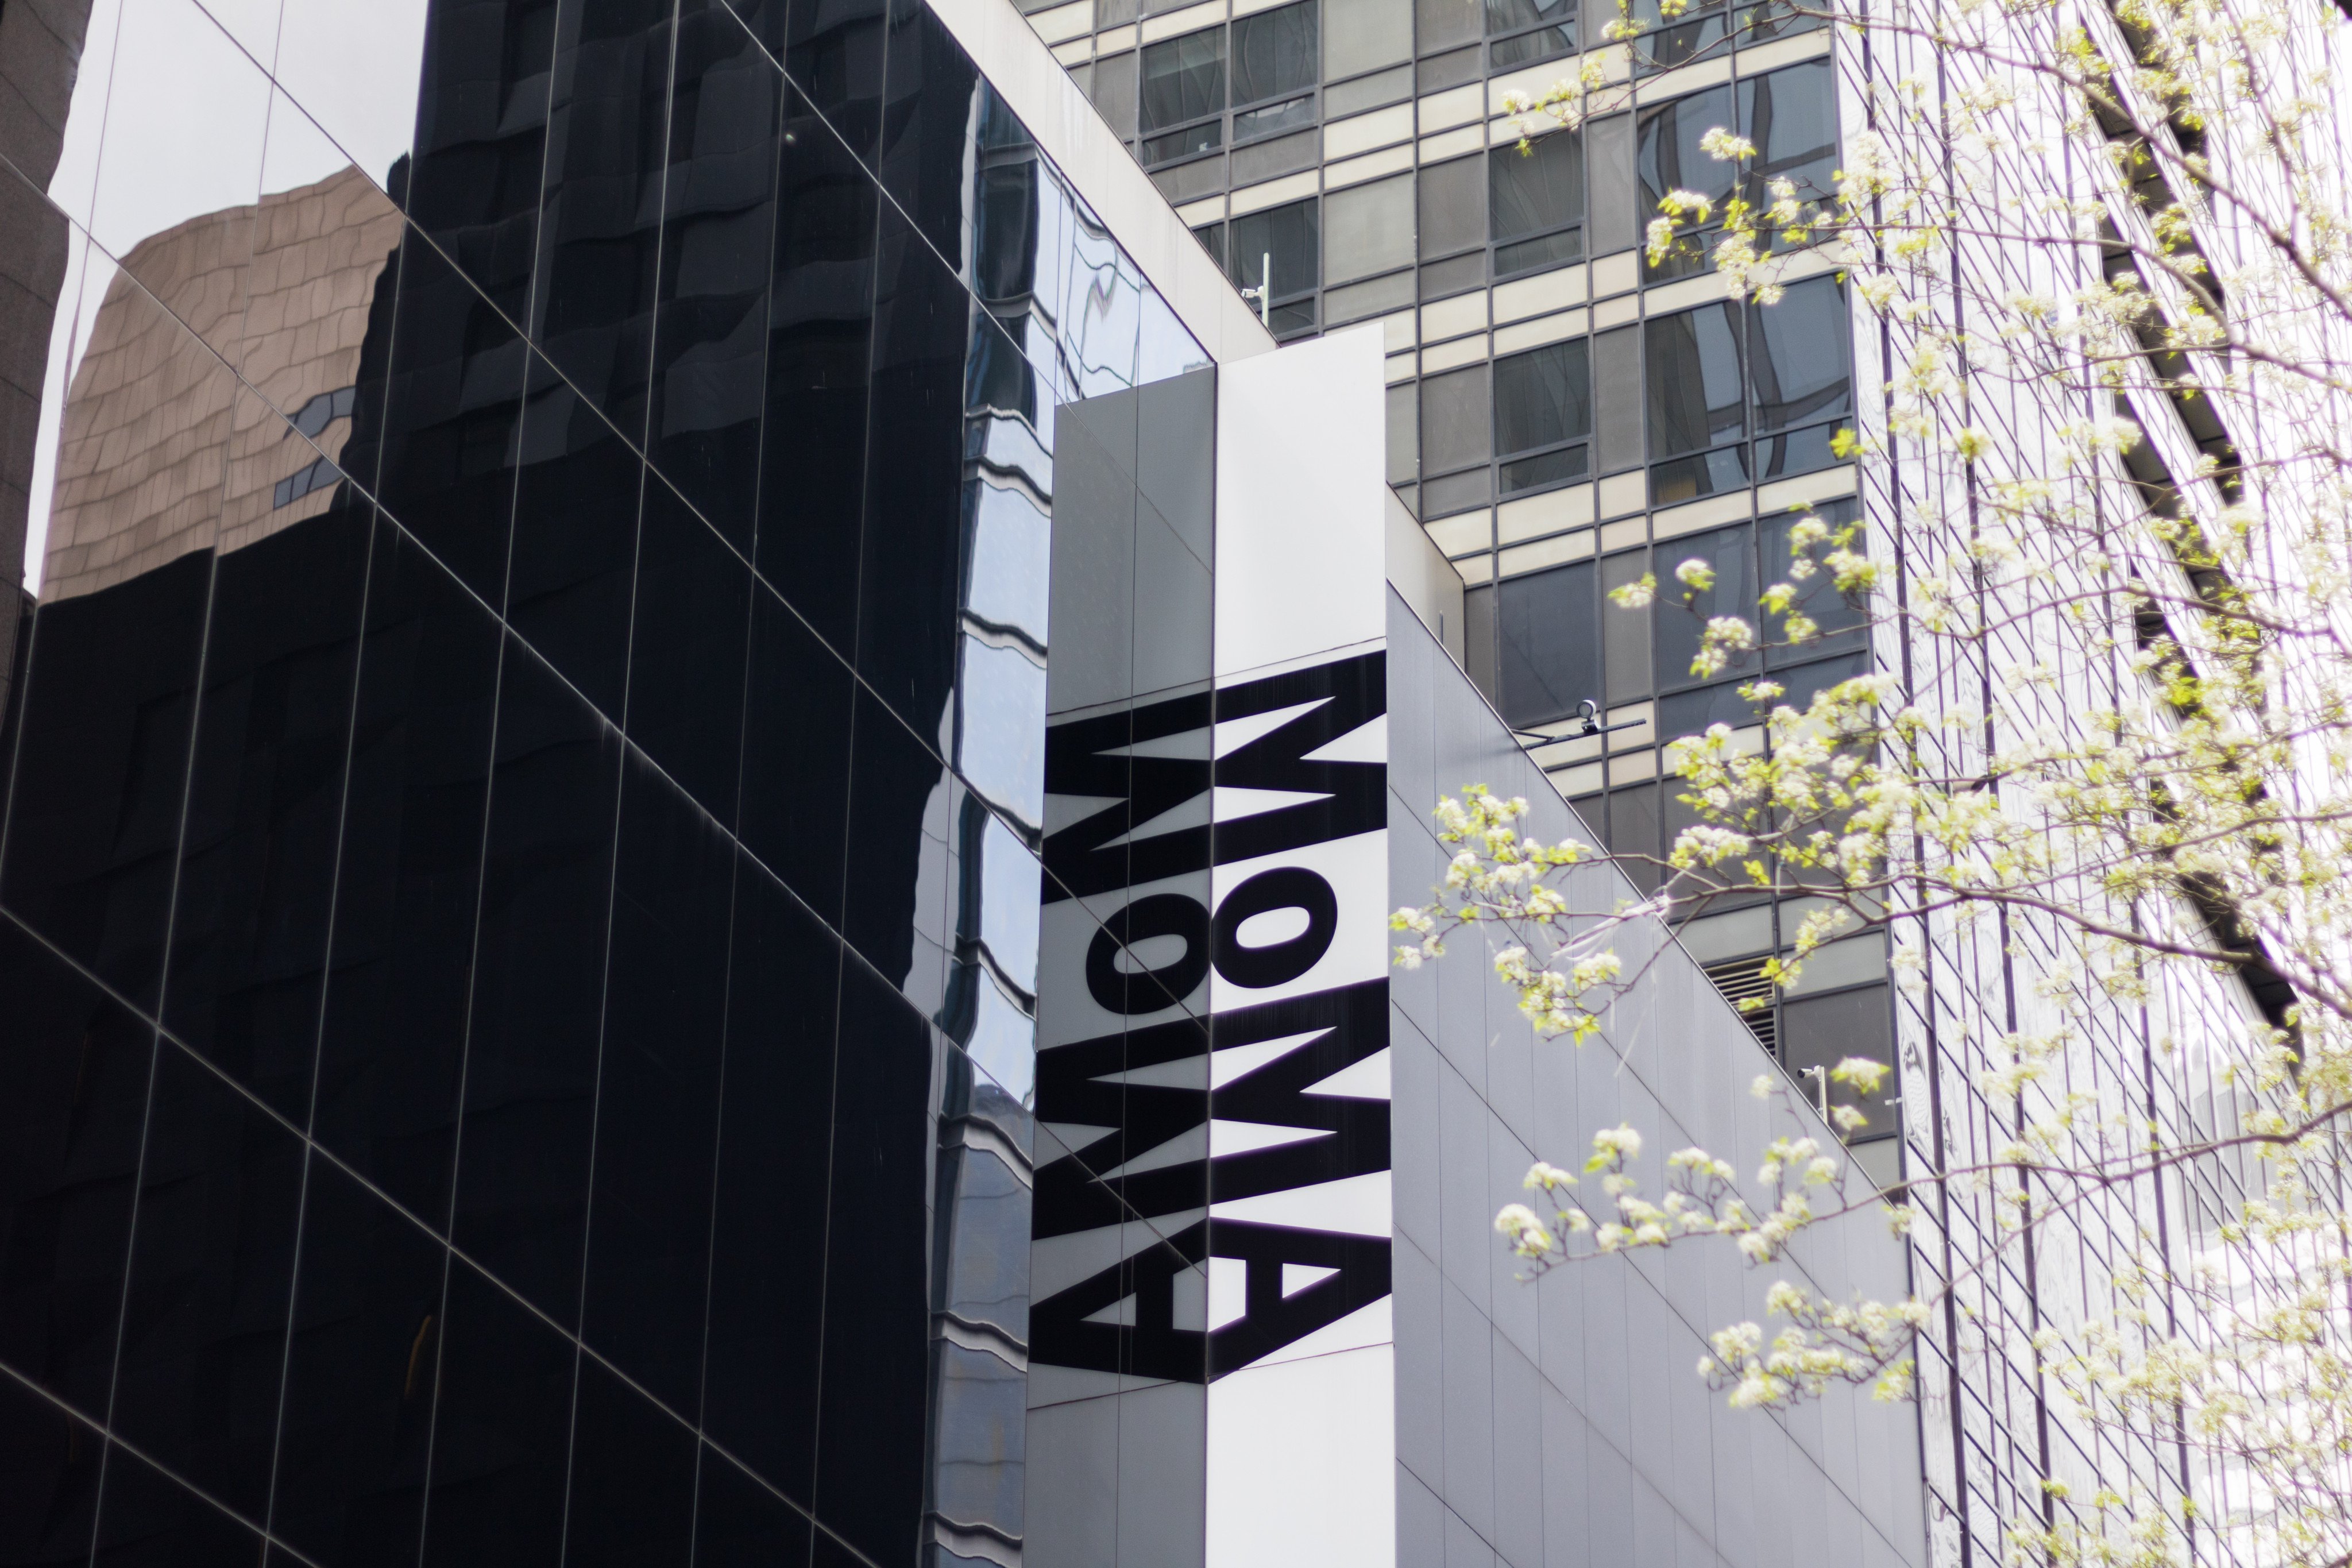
[26,0,428,592]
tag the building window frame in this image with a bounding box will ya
[1136,2,1320,171]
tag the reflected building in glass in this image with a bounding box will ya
[0,0,1923,1565]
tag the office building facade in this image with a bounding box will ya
[1025,0,1891,1181]
[1017,0,2316,1561]
[0,0,1931,1563]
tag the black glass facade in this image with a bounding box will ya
[0,0,1203,1563]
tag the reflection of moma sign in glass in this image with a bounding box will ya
[1033,650,1393,1380]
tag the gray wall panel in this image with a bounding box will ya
[1384,588,1925,1568]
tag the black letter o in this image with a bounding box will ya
[1087,894,1211,1013]
[1212,868,1338,988]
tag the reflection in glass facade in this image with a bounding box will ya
[0,0,1202,1562]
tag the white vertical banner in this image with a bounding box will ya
[1205,325,1396,1567]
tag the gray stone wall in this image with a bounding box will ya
[1385,590,1927,1568]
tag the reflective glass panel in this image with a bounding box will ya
[1748,275,1851,431]
[1141,29,1227,132]
[1490,128,1583,243]
[1232,2,1319,105]
[1741,59,1839,207]
[1498,560,1599,726]
[1493,338,1591,456]
[1645,302,1744,458]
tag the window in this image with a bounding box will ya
[1419,364,1491,514]
[1635,67,1837,275]
[1138,5,1318,165]
[1762,496,1864,664]
[1141,29,1225,137]
[1740,61,1837,212]
[1089,50,1139,138]
[1233,3,1318,106]
[1748,275,1851,478]
[1484,0,1573,69]
[1492,338,1590,495]
[1418,155,1485,262]
[1646,301,1745,503]
[1782,984,1896,1140]
[1642,284,1850,499]
[1497,560,1599,727]
[1627,0,1725,71]
[1636,83,1735,278]
[1489,128,1584,276]
[1324,173,1416,285]
[1652,522,1759,690]
[1229,198,1319,334]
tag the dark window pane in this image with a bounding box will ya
[1594,323,1642,472]
[1749,276,1851,431]
[1651,445,1748,505]
[1741,60,1837,207]
[1741,0,1823,39]
[1234,94,1316,143]
[1761,497,1864,661]
[1654,522,1758,689]
[1141,28,1226,131]
[1489,128,1584,242]
[1194,219,1228,269]
[1485,0,1571,30]
[1233,2,1318,104]
[1755,421,1841,481]
[1658,678,1756,740]
[1489,22,1574,66]
[1145,121,1225,163]
[1646,302,1745,458]
[1600,548,1652,704]
[1496,229,1584,276]
[1229,197,1320,302]
[1771,649,1870,712]
[1497,561,1598,726]
[1494,338,1591,455]
[1419,154,1485,258]
[1416,41,1482,90]
[1499,444,1588,495]
[1628,0,1725,69]
[1636,83,1736,219]
[1782,983,1896,1134]
[1419,363,1492,474]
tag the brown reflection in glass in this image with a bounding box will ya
[43,165,401,601]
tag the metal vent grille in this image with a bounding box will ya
[1702,957,1778,1053]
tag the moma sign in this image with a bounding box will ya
[1028,329,1396,1567]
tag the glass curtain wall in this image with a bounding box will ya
[0,2,1204,1565]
